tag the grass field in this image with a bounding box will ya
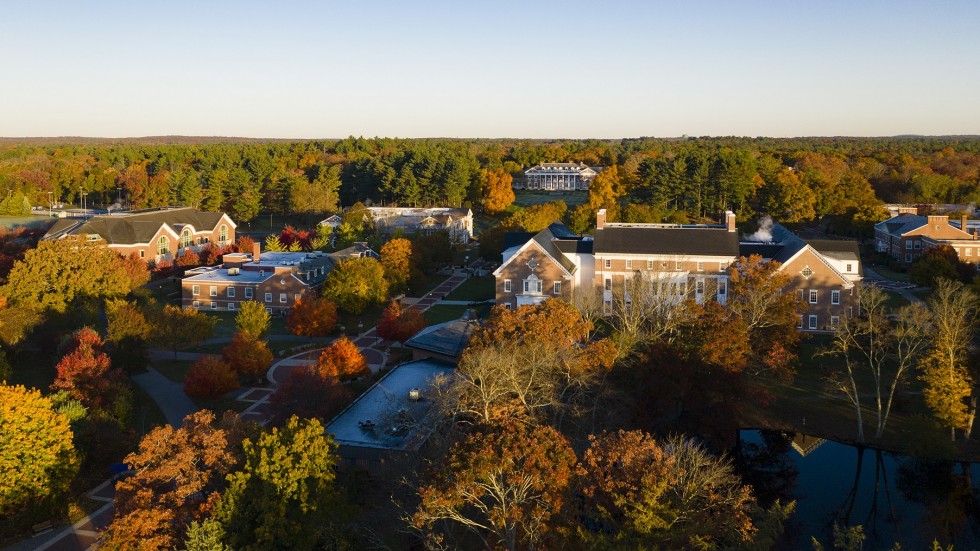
[882,290,911,311]
[513,190,588,208]
[871,265,911,282]
[444,275,495,302]
[423,303,491,325]
[0,215,54,229]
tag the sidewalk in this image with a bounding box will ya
[2,479,115,551]
[131,367,198,428]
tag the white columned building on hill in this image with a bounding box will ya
[522,162,599,191]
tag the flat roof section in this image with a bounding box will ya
[325,359,455,451]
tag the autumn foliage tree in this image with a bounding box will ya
[314,338,368,381]
[322,257,388,314]
[51,327,127,413]
[213,417,345,551]
[452,300,616,425]
[153,305,216,359]
[0,236,137,312]
[286,297,337,338]
[376,301,427,343]
[235,300,270,339]
[380,238,412,293]
[480,168,515,215]
[0,384,78,519]
[222,331,273,382]
[101,411,250,551]
[412,420,576,551]
[184,356,240,400]
[577,430,791,549]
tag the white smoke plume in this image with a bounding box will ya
[745,216,773,242]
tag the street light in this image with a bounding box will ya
[47,191,53,216]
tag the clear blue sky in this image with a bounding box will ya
[1,0,977,138]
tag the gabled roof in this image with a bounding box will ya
[739,223,807,264]
[43,207,233,245]
[806,239,861,262]
[495,222,583,277]
[594,225,740,257]
[875,213,927,237]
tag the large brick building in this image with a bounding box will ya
[874,213,976,266]
[43,207,236,263]
[181,242,377,313]
[495,210,861,332]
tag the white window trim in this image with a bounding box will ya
[227,287,235,298]
[504,279,512,293]
[553,281,561,295]
[809,290,818,304]
[209,286,217,297]
[279,293,287,303]
[245,287,254,299]
[808,315,818,330]
[192,285,199,296]
[264,292,273,303]
[625,259,633,270]
[228,302,235,310]
[831,290,840,305]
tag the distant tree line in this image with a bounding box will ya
[1,137,979,231]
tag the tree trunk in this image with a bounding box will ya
[850,377,865,444]
[966,393,977,440]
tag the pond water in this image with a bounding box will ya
[736,430,980,550]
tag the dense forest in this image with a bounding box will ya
[2,136,980,232]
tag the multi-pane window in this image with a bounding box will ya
[227,287,235,297]
[696,281,704,294]
[831,316,840,328]
[604,278,612,291]
[647,260,654,269]
[797,315,803,329]
[265,292,272,303]
[245,287,254,299]
[808,315,818,330]
[801,267,813,278]
[905,241,913,249]
[211,302,218,310]
[228,302,235,311]
[504,279,512,293]
[180,229,192,249]
[210,286,217,297]
[809,290,818,304]
[625,259,632,270]
[219,224,228,242]
[604,259,611,269]
[697,262,704,272]
[279,293,287,303]
[676,260,683,270]
[718,281,727,295]
[158,236,170,255]
[553,281,561,295]
[192,285,200,296]
[846,263,852,272]
[831,290,840,305]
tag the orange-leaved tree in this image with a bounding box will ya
[222,331,273,382]
[376,301,427,343]
[100,410,250,551]
[286,297,337,338]
[480,168,515,215]
[380,238,413,293]
[413,420,576,550]
[183,356,240,400]
[314,338,368,381]
[51,327,125,411]
[577,430,789,549]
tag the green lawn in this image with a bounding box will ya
[871,265,911,282]
[424,303,491,325]
[130,383,169,434]
[513,190,588,208]
[444,275,495,302]
[206,310,289,339]
[153,358,195,383]
[882,290,911,311]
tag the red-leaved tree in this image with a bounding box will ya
[183,356,240,399]
[268,367,356,425]
[51,327,124,411]
[376,301,428,343]
[222,331,273,382]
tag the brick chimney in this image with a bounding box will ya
[252,241,261,262]
[724,211,736,232]
[926,215,949,228]
[596,209,607,230]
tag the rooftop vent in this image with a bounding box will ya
[228,268,240,276]
[408,388,422,402]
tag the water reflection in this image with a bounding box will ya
[736,430,980,549]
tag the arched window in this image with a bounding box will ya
[219,224,228,242]
[180,229,192,249]
[158,236,170,255]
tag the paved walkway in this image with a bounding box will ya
[863,267,925,305]
[131,367,198,428]
[3,479,115,551]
